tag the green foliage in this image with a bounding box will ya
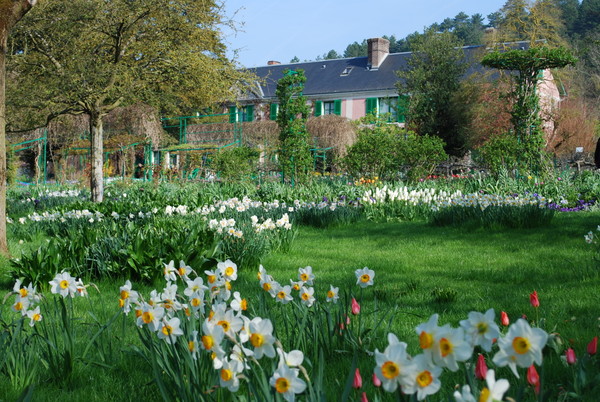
[481,46,576,175]
[431,204,555,228]
[477,132,551,176]
[211,147,259,182]
[276,69,312,184]
[396,29,470,155]
[343,116,447,181]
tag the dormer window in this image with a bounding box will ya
[341,67,353,76]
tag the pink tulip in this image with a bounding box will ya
[475,354,487,380]
[587,337,598,356]
[530,290,540,308]
[372,373,382,387]
[500,311,509,326]
[351,297,360,315]
[527,365,540,395]
[566,348,577,365]
[361,392,368,402]
[353,368,362,389]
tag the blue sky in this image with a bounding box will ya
[222,0,508,67]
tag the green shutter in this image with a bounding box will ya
[314,101,323,117]
[365,98,378,115]
[245,105,254,122]
[334,99,342,116]
[228,106,237,123]
[397,95,409,123]
[270,103,278,120]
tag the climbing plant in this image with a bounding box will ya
[481,46,577,174]
[275,69,312,185]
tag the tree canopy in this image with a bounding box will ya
[8,0,254,201]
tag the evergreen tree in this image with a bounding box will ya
[557,0,580,36]
[576,0,600,35]
[343,40,368,57]
[396,30,469,155]
[323,50,340,60]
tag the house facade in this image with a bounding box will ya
[230,38,561,130]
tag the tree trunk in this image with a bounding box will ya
[0,0,38,256]
[90,111,104,202]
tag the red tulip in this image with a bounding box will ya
[530,290,540,308]
[361,392,368,402]
[353,368,363,389]
[372,373,382,387]
[500,311,509,326]
[587,337,598,356]
[351,297,361,315]
[527,365,540,395]
[475,354,488,380]
[566,348,577,365]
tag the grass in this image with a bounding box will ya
[0,211,598,400]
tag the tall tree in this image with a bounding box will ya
[396,29,469,155]
[0,0,38,256]
[576,0,600,35]
[343,40,368,58]
[8,0,252,202]
[557,0,580,36]
[497,0,530,42]
[527,0,568,47]
[275,69,311,185]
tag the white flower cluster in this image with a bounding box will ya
[123,259,307,401]
[375,310,548,401]
[584,225,600,244]
[208,218,243,238]
[362,186,461,206]
[251,213,292,232]
[433,192,548,211]
[20,189,82,203]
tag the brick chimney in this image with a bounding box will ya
[367,38,390,70]
[267,60,281,65]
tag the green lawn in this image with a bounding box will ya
[0,211,598,400]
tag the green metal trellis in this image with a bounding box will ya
[10,132,48,184]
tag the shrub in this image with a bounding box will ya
[342,117,447,181]
[211,147,259,181]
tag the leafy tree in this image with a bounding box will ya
[323,50,340,60]
[528,0,568,47]
[0,0,37,256]
[7,0,252,202]
[576,0,600,35]
[290,56,300,63]
[481,46,577,173]
[557,0,580,36]
[396,29,469,156]
[497,0,530,42]
[343,40,368,58]
[275,69,311,185]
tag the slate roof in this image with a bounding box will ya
[243,42,524,100]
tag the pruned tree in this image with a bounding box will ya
[481,46,577,172]
[8,0,253,202]
[396,29,469,156]
[0,0,38,255]
[275,69,311,185]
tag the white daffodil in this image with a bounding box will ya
[270,364,307,402]
[459,309,500,352]
[157,317,184,344]
[277,348,304,368]
[188,330,199,360]
[218,259,238,281]
[119,280,139,315]
[326,285,339,303]
[49,271,78,298]
[184,277,208,298]
[275,285,293,304]
[230,291,248,313]
[493,319,548,377]
[479,369,510,402]
[453,385,476,402]
[299,287,315,307]
[163,260,177,282]
[415,314,440,360]
[177,260,193,279]
[432,325,473,372]
[260,276,279,298]
[248,317,276,359]
[297,266,315,285]
[355,267,375,288]
[212,305,243,337]
[26,306,42,327]
[201,319,225,355]
[374,338,413,393]
[136,303,165,332]
[402,353,442,401]
[219,357,242,392]
[11,297,29,315]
